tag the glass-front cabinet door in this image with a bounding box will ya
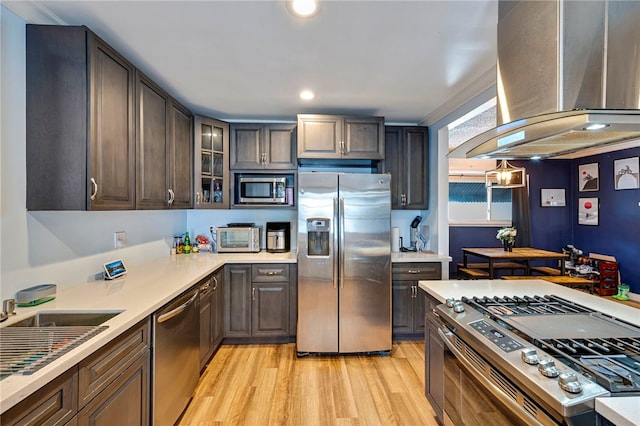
[194,116,229,209]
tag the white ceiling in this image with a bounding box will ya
[5,0,499,124]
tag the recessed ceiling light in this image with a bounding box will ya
[585,123,608,130]
[287,0,320,18]
[300,90,315,100]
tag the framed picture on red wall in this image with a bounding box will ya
[579,162,599,192]
[578,197,599,225]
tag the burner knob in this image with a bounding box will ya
[558,372,583,394]
[538,359,560,378]
[445,298,456,307]
[521,348,539,365]
[453,301,465,313]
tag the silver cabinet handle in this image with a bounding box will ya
[90,178,98,200]
[212,276,218,291]
[408,270,421,274]
[168,189,175,205]
[401,194,407,206]
[196,192,201,205]
[252,287,256,301]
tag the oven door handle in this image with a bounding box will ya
[437,328,546,426]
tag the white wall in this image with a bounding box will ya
[0,7,187,300]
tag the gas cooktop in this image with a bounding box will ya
[459,295,640,394]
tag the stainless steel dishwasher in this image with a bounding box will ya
[152,285,199,426]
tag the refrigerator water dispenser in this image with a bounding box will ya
[307,218,330,256]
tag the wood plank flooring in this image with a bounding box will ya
[179,341,439,426]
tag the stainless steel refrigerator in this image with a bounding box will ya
[297,172,391,354]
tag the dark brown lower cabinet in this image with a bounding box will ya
[200,268,224,370]
[424,292,444,423]
[76,351,150,426]
[392,262,441,337]
[1,320,150,426]
[1,367,78,425]
[224,264,293,342]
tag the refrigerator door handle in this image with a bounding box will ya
[339,197,345,289]
[333,197,339,289]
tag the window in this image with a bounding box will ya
[447,98,512,225]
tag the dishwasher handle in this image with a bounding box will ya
[157,289,199,324]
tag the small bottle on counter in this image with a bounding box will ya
[183,232,191,254]
[177,237,184,254]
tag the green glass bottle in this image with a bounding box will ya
[183,232,191,254]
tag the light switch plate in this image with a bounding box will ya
[114,231,127,249]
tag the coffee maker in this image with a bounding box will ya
[266,222,291,253]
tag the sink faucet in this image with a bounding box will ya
[1,298,16,322]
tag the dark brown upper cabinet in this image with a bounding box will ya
[26,25,136,210]
[194,116,230,209]
[135,72,193,210]
[26,25,192,211]
[297,114,384,161]
[383,126,429,210]
[230,123,297,170]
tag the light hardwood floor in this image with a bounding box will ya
[179,341,439,426]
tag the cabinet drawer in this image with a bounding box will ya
[252,264,289,282]
[392,262,441,280]
[76,350,150,426]
[78,319,150,408]
[1,366,78,426]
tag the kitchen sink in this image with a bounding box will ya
[5,310,123,327]
[1,310,124,379]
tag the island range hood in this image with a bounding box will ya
[448,0,640,160]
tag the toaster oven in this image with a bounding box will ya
[216,226,261,253]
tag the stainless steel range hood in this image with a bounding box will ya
[449,0,640,160]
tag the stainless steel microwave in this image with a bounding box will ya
[237,176,287,204]
[216,226,261,253]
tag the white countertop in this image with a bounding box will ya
[418,279,640,425]
[0,250,450,413]
[0,251,295,413]
[595,397,640,426]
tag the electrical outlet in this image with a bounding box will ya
[114,231,127,249]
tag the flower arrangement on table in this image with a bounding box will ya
[496,227,517,251]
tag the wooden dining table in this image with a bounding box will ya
[461,247,569,279]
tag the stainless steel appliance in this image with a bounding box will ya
[216,225,261,253]
[236,175,287,204]
[448,0,640,160]
[152,286,200,426]
[434,294,640,425]
[266,221,290,253]
[297,172,391,354]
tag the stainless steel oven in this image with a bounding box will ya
[433,295,625,425]
[440,327,559,425]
